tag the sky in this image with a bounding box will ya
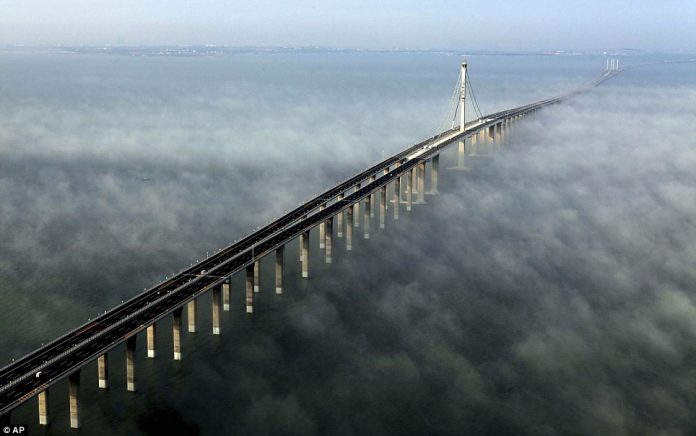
[0,0,694,51]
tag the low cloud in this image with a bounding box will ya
[2,54,695,435]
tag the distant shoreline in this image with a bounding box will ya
[0,45,690,57]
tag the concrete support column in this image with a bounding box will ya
[319,203,326,249]
[222,278,230,311]
[416,163,425,204]
[212,285,221,335]
[401,173,408,202]
[406,168,413,211]
[364,193,371,239]
[369,175,376,218]
[173,307,182,360]
[477,129,485,155]
[353,186,360,227]
[379,185,386,228]
[418,162,423,190]
[458,138,467,164]
[246,264,254,313]
[325,217,333,263]
[411,166,418,195]
[68,370,80,429]
[187,299,197,333]
[450,138,470,169]
[298,214,307,262]
[488,125,495,154]
[496,123,502,151]
[396,175,402,202]
[393,177,400,220]
[301,230,310,278]
[337,193,344,238]
[253,260,260,293]
[275,246,284,294]
[146,324,156,358]
[126,336,136,392]
[346,206,353,251]
[38,389,49,426]
[430,155,439,194]
[98,354,108,389]
[470,133,479,156]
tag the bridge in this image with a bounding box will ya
[0,60,621,429]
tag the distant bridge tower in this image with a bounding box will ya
[460,62,467,133]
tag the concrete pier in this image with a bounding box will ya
[38,389,49,426]
[187,300,197,333]
[488,125,496,154]
[381,167,389,225]
[98,354,108,389]
[475,129,484,155]
[364,191,371,239]
[469,134,478,157]
[353,186,360,227]
[346,206,353,251]
[325,217,333,263]
[429,155,439,194]
[451,137,471,169]
[411,165,418,195]
[253,260,260,293]
[398,174,405,203]
[69,370,80,429]
[337,193,344,237]
[496,123,502,151]
[406,168,413,211]
[173,307,182,360]
[212,285,221,335]
[416,162,425,204]
[298,214,307,262]
[275,246,284,294]
[222,278,230,311]
[146,324,156,358]
[393,177,400,220]
[126,336,136,392]
[246,264,254,313]
[301,230,310,278]
[379,185,386,228]
[319,203,326,249]
[368,175,376,218]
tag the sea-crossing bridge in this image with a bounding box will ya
[0,60,622,429]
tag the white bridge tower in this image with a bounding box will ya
[460,62,467,132]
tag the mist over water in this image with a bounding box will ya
[1,51,695,435]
